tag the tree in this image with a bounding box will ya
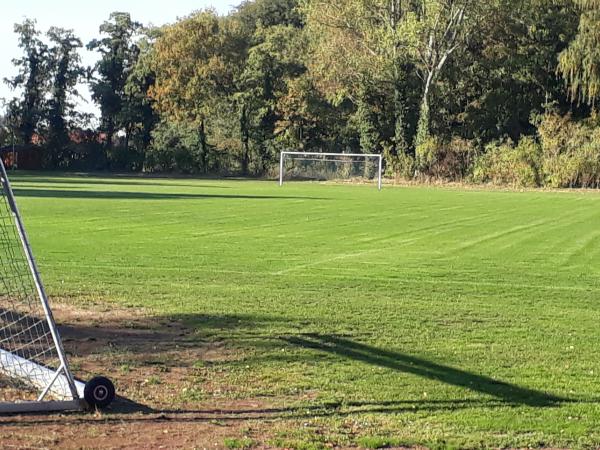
[435,0,577,144]
[88,12,141,166]
[558,0,600,105]
[303,0,413,159]
[4,19,49,145]
[0,114,11,148]
[46,27,83,166]
[236,0,304,28]
[150,10,247,173]
[413,0,473,149]
[237,23,306,173]
[123,28,160,169]
[304,0,482,162]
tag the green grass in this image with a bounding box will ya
[10,173,600,448]
[224,437,256,449]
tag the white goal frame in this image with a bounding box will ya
[0,160,115,414]
[0,159,84,413]
[279,152,383,190]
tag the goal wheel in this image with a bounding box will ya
[84,376,115,409]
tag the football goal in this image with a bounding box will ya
[0,159,114,413]
[279,152,383,190]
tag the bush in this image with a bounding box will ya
[415,136,477,181]
[472,136,542,187]
[146,120,207,173]
[538,113,600,188]
[383,144,415,180]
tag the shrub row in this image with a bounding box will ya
[405,113,600,189]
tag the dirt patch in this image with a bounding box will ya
[0,302,299,450]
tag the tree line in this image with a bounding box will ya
[1,0,599,188]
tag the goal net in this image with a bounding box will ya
[279,152,383,189]
[0,159,82,413]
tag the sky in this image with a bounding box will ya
[0,0,238,117]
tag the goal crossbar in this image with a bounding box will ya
[279,151,383,190]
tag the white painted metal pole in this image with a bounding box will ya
[279,152,285,186]
[378,155,383,191]
[278,151,380,158]
[0,349,85,400]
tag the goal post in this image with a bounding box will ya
[279,152,383,190]
[0,159,115,413]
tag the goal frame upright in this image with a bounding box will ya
[279,151,383,190]
[0,159,83,413]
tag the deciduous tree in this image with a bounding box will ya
[558,0,600,104]
[4,19,49,145]
[88,12,142,165]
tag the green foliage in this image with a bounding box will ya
[88,12,142,165]
[473,137,542,187]
[538,113,600,187]
[0,117,8,147]
[236,0,302,28]
[122,28,160,166]
[416,135,477,180]
[558,0,600,104]
[2,0,599,184]
[301,0,424,162]
[146,120,210,173]
[414,99,431,150]
[437,0,578,144]
[5,19,49,145]
[45,27,83,167]
[238,22,307,173]
[383,144,415,180]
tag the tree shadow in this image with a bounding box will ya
[0,309,574,423]
[11,187,328,201]
[283,333,566,407]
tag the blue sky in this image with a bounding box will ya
[0,0,238,117]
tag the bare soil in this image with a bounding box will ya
[0,303,297,450]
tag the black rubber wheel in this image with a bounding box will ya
[84,376,115,409]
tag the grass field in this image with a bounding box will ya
[7,173,600,448]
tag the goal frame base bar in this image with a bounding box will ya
[0,399,83,414]
[0,348,85,398]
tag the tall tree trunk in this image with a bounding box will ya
[390,0,411,169]
[124,127,130,156]
[198,119,208,174]
[104,117,115,169]
[392,71,409,157]
[414,2,466,151]
[415,73,433,149]
[240,104,250,176]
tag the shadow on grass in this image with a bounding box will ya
[14,176,232,189]
[0,311,570,425]
[283,333,565,407]
[0,397,527,426]
[11,187,328,201]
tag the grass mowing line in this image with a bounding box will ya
[562,229,600,266]
[271,247,410,276]
[271,212,507,276]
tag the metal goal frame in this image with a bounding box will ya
[279,151,383,190]
[0,159,84,413]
